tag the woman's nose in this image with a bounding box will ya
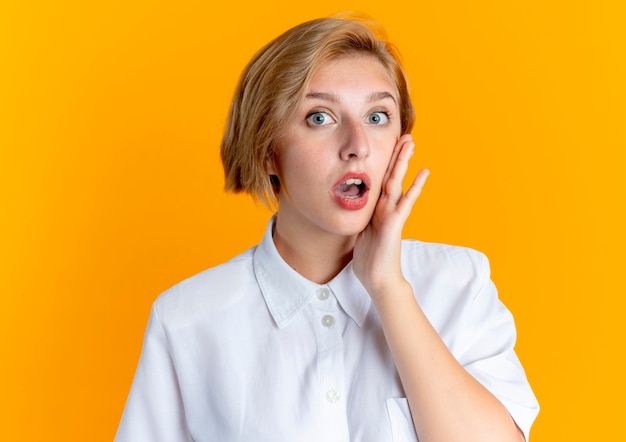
[339,122,370,160]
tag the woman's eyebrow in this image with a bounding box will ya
[304,91,397,103]
[305,92,340,102]
[367,91,397,104]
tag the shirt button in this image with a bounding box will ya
[326,388,341,403]
[321,314,335,328]
[316,287,330,300]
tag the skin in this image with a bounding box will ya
[268,55,524,441]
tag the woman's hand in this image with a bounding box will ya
[352,134,429,299]
[354,136,525,441]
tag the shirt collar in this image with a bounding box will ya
[253,216,371,329]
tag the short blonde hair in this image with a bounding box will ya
[221,14,414,207]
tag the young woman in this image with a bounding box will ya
[116,15,539,442]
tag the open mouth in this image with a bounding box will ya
[336,178,366,199]
[333,176,369,200]
[331,173,371,210]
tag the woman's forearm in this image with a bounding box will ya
[371,280,525,442]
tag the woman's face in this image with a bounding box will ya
[269,55,402,239]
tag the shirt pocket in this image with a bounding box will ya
[385,397,419,442]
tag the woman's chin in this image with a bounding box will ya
[330,212,374,237]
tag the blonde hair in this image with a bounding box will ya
[221,14,414,207]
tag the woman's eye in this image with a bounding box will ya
[307,111,333,126]
[367,111,389,125]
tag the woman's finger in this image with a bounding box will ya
[382,134,412,187]
[397,168,430,217]
[382,138,415,203]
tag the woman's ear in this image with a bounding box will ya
[266,155,278,176]
[266,155,281,197]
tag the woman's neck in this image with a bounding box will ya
[272,217,356,284]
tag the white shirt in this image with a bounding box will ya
[116,218,539,441]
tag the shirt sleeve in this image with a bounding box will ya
[458,252,540,441]
[115,304,192,442]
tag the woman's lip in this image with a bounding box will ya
[331,188,369,210]
[332,172,371,189]
[331,172,371,210]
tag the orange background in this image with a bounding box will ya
[1,1,624,440]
